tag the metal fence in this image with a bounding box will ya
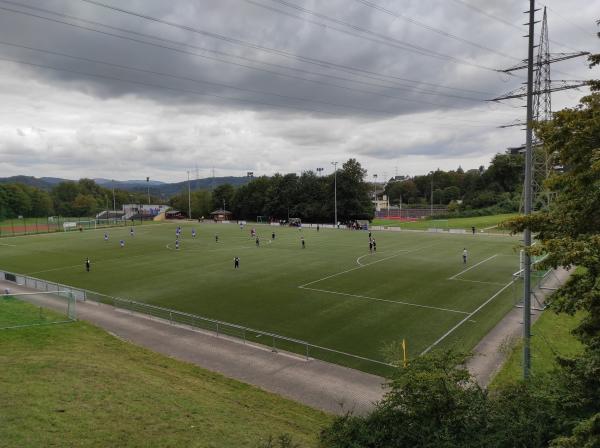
[0,269,395,376]
[0,217,129,238]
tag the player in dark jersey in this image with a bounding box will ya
[215,234,219,243]
[272,232,275,240]
[372,239,377,252]
[234,256,240,269]
[85,258,90,272]
[301,236,305,249]
[256,237,260,247]
[369,240,373,252]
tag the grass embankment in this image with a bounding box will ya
[490,310,584,389]
[0,295,71,328]
[0,302,330,447]
[372,213,517,232]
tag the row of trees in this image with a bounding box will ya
[170,159,374,222]
[0,179,148,219]
[384,153,524,211]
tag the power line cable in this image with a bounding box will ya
[0,56,500,128]
[0,1,493,96]
[0,40,416,115]
[350,0,518,61]
[77,0,505,76]
[248,0,503,72]
[0,3,493,103]
[447,0,586,53]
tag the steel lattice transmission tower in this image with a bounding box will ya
[531,7,552,209]
[491,6,588,210]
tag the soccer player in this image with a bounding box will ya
[372,239,377,252]
[192,228,196,238]
[472,226,476,235]
[215,234,219,243]
[256,237,260,247]
[316,224,320,232]
[175,240,180,250]
[234,256,240,269]
[120,239,125,248]
[240,222,244,231]
[301,236,305,249]
[463,248,468,264]
[85,258,90,272]
[104,232,108,241]
[272,232,275,240]
[369,240,373,253]
[130,227,135,237]
[368,231,372,239]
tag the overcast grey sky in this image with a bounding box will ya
[0,0,597,182]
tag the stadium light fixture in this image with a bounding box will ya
[331,162,338,227]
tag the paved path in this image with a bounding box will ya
[466,268,570,386]
[1,280,385,415]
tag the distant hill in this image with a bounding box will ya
[0,175,252,197]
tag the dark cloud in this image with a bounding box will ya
[0,0,596,180]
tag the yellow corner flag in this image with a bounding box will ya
[402,338,408,368]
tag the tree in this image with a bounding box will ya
[335,159,373,221]
[506,90,600,445]
[212,184,236,211]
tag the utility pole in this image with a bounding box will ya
[187,170,192,219]
[430,177,434,217]
[331,162,338,227]
[146,176,150,205]
[112,180,116,223]
[522,0,536,380]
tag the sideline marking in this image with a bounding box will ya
[448,254,498,280]
[0,242,16,247]
[420,279,515,355]
[299,286,469,315]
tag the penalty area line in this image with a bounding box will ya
[298,286,469,315]
[420,278,515,355]
[301,243,438,289]
[448,254,498,280]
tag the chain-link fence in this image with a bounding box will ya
[1,269,395,376]
[0,217,130,238]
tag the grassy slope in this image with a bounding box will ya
[372,213,517,231]
[0,307,330,447]
[0,222,521,375]
[490,310,583,389]
[0,296,68,328]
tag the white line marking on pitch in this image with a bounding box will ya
[0,242,16,246]
[448,254,498,280]
[299,286,469,314]
[450,278,506,286]
[300,244,437,288]
[420,279,515,355]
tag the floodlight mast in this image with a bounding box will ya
[187,170,192,219]
[523,0,537,380]
[331,162,338,227]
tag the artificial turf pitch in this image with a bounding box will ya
[0,222,522,375]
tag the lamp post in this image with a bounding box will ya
[187,170,192,220]
[331,162,338,227]
[146,177,150,205]
[112,180,116,223]
[316,167,323,176]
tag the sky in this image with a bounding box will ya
[0,0,597,183]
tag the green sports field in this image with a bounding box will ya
[0,222,523,375]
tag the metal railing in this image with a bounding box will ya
[1,269,395,375]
